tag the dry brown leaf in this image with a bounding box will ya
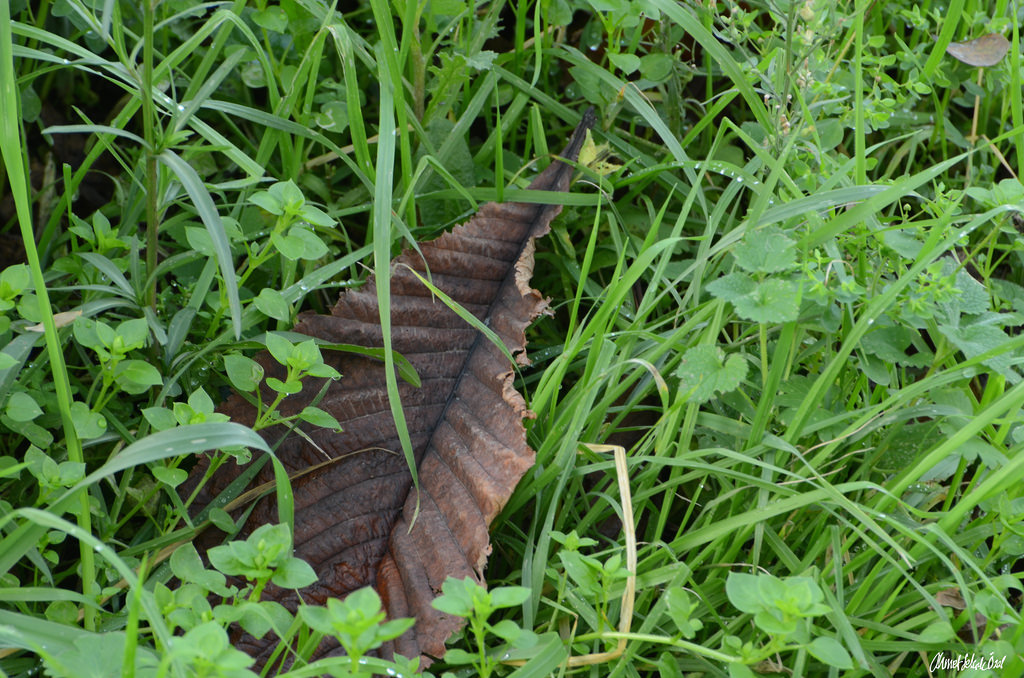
[183,109,596,666]
[946,33,1011,67]
[936,587,966,609]
[27,310,82,332]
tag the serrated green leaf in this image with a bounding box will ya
[734,226,797,273]
[732,278,800,323]
[939,320,1020,382]
[676,345,748,403]
[706,272,757,302]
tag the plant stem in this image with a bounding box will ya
[142,0,159,311]
[0,0,95,628]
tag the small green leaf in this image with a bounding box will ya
[185,225,217,257]
[753,609,796,635]
[188,388,216,415]
[272,180,305,212]
[224,354,264,392]
[304,362,341,379]
[725,573,764,613]
[298,406,342,431]
[72,316,102,351]
[56,461,85,487]
[266,377,302,394]
[298,204,335,228]
[252,5,288,32]
[639,52,674,82]
[432,577,475,618]
[441,648,476,664]
[114,360,163,394]
[69,401,106,439]
[254,288,290,321]
[44,600,78,625]
[0,264,29,295]
[250,190,283,215]
[171,543,210,583]
[298,605,332,634]
[264,332,293,366]
[5,392,42,422]
[116,317,150,350]
[152,466,188,488]
[490,619,524,643]
[315,101,349,133]
[271,557,318,589]
[289,339,322,371]
[919,620,955,643]
[665,588,703,638]
[209,507,236,533]
[274,225,327,261]
[489,586,531,609]
[608,52,641,74]
[807,636,853,669]
[727,662,757,678]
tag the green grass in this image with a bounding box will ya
[2,0,1024,676]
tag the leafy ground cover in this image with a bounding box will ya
[2,0,1024,676]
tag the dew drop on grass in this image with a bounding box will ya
[177,104,185,112]
[190,438,208,445]
[62,59,70,65]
